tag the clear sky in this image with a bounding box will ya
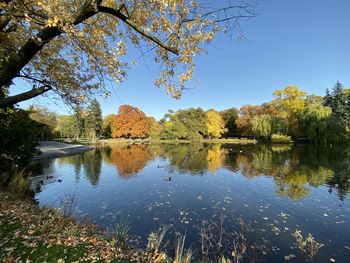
[11,0,350,120]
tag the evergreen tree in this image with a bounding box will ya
[323,81,350,128]
[85,99,103,141]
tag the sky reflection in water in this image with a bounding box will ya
[30,143,350,262]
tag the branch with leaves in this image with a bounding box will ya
[0,0,257,107]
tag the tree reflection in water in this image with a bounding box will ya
[52,143,350,200]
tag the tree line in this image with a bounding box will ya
[30,82,349,145]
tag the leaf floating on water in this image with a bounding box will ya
[284,254,296,261]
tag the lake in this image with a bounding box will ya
[29,143,350,262]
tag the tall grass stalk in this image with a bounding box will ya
[115,216,131,246]
[174,233,193,263]
[147,225,169,253]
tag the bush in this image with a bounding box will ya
[7,169,31,198]
[270,134,293,143]
[0,107,38,173]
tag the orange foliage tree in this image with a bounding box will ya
[111,105,150,138]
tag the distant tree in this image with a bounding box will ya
[85,99,103,141]
[148,117,162,139]
[251,114,273,140]
[235,105,264,137]
[323,81,350,128]
[176,108,207,140]
[206,109,225,138]
[160,108,207,140]
[74,106,85,139]
[272,86,307,137]
[101,114,115,138]
[28,105,57,128]
[300,102,332,144]
[28,105,58,138]
[160,112,188,140]
[111,105,150,138]
[220,107,238,137]
[56,115,80,139]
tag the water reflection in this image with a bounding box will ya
[30,143,350,262]
[38,143,350,201]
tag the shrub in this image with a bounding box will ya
[7,169,31,198]
[0,107,37,172]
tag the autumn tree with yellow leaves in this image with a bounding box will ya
[0,0,257,107]
[206,109,225,138]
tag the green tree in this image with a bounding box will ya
[56,115,80,139]
[272,86,307,137]
[160,113,188,140]
[74,106,85,140]
[101,114,115,138]
[251,114,273,140]
[300,102,332,144]
[148,117,162,139]
[0,108,37,173]
[176,108,207,140]
[85,99,103,141]
[221,108,239,137]
[28,105,58,138]
[323,81,350,127]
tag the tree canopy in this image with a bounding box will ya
[110,104,149,138]
[0,0,256,107]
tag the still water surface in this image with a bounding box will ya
[29,143,350,262]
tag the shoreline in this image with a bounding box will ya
[99,138,257,145]
[33,141,93,160]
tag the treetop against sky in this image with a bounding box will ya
[6,0,350,120]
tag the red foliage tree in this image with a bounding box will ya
[111,105,150,138]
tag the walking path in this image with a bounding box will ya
[33,141,92,160]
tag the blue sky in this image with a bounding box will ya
[11,0,350,120]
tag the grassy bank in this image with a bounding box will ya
[0,191,141,262]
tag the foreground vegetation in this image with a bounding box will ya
[0,191,143,262]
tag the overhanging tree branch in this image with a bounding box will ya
[0,85,52,107]
[98,5,179,55]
